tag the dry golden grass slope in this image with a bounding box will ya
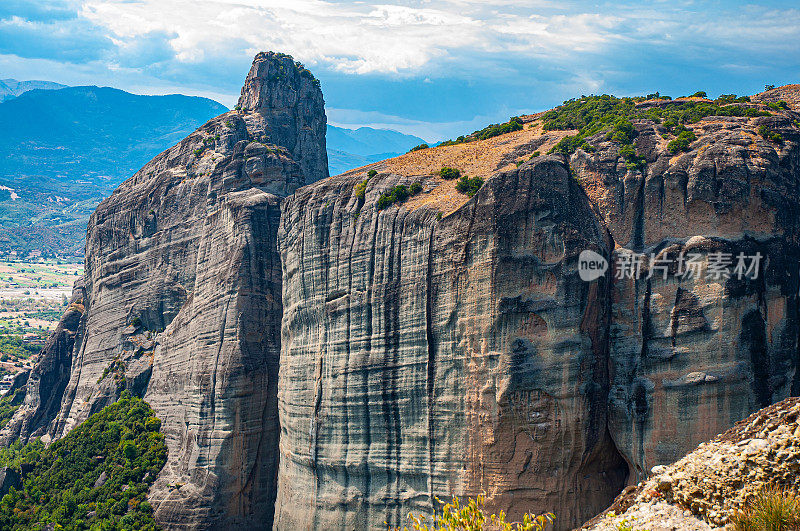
[337,116,573,216]
[332,84,800,217]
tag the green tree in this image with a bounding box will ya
[0,394,167,530]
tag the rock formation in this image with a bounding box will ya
[3,57,799,531]
[2,51,327,529]
[274,94,800,529]
[275,155,627,529]
[582,397,800,530]
[589,112,800,483]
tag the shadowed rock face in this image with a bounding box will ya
[2,51,327,530]
[574,114,800,484]
[275,157,627,529]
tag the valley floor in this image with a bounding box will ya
[0,258,83,379]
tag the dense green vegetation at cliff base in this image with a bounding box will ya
[0,392,167,530]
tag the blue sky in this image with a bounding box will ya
[1,0,799,141]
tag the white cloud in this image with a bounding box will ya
[75,1,800,78]
[4,0,800,136]
[77,0,634,75]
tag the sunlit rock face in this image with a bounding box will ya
[275,157,628,529]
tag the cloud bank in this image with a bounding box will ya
[1,0,799,139]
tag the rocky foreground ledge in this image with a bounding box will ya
[583,397,800,530]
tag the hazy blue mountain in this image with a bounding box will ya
[326,125,427,175]
[0,86,227,256]
[0,84,426,255]
[0,86,228,185]
[0,78,66,102]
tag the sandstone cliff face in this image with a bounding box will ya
[574,113,800,482]
[3,52,327,530]
[276,157,627,529]
[275,96,800,529]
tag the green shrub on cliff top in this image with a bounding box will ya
[548,135,595,156]
[438,117,523,147]
[758,125,784,144]
[377,185,409,210]
[542,94,767,136]
[716,94,751,104]
[542,94,769,157]
[438,167,461,180]
[455,175,484,197]
[667,129,698,154]
[767,101,789,111]
[355,180,368,201]
[0,392,167,530]
[377,181,424,210]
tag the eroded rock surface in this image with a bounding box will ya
[275,93,800,530]
[572,113,800,482]
[583,397,800,530]
[5,71,799,531]
[275,156,627,529]
[3,51,327,530]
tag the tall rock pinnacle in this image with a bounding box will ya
[0,52,330,529]
[238,51,329,184]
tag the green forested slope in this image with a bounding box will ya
[0,392,167,530]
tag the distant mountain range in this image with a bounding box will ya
[327,126,426,176]
[0,79,66,102]
[0,84,228,256]
[0,81,428,257]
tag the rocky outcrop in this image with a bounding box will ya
[752,84,800,109]
[275,156,627,529]
[2,51,327,530]
[0,279,85,445]
[583,397,800,530]
[574,113,800,483]
[275,95,800,529]
[5,64,799,531]
[237,53,328,184]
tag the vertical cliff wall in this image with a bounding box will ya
[572,112,800,482]
[1,51,327,530]
[274,98,799,529]
[275,157,627,529]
